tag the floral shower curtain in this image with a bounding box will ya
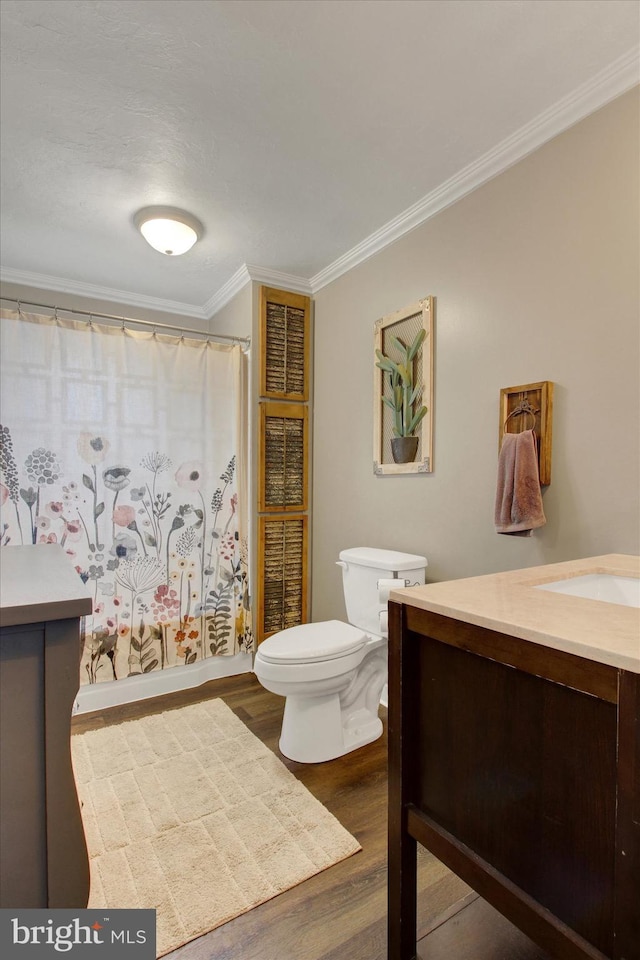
[0,308,252,685]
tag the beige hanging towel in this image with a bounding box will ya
[495,429,546,536]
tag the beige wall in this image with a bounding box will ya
[211,281,253,339]
[311,88,640,622]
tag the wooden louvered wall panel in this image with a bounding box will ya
[259,403,308,512]
[259,515,308,638]
[257,287,311,645]
[260,287,310,401]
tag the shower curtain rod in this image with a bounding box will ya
[0,296,250,347]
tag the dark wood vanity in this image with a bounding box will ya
[387,557,640,960]
[0,545,92,908]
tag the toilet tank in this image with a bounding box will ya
[337,547,427,637]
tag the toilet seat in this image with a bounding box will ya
[257,620,366,665]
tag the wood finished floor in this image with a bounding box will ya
[72,673,549,960]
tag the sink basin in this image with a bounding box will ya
[534,573,640,608]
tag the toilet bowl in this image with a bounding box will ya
[254,547,427,763]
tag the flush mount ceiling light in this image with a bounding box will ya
[133,206,204,256]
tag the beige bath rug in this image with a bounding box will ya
[71,698,361,957]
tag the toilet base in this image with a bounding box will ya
[279,692,383,763]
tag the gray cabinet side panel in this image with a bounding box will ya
[0,623,47,907]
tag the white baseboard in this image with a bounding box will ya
[73,653,253,715]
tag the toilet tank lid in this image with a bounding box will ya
[338,547,427,571]
[258,620,367,663]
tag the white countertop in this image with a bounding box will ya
[391,554,640,673]
[0,544,93,627]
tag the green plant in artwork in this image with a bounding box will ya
[375,327,428,438]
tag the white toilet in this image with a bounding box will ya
[253,546,427,763]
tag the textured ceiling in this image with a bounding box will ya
[1,0,639,317]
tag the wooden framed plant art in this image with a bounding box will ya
[373,296,433,475]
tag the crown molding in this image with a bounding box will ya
[310,47,640,293]
[201,263,252,317]
[1,262,312,320]
[201,264,312,318]
[244,265,313,296]
[0,265,208,320]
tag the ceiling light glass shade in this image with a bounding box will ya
[134,206,204,256]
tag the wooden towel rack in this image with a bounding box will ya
[499,381,554,485]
